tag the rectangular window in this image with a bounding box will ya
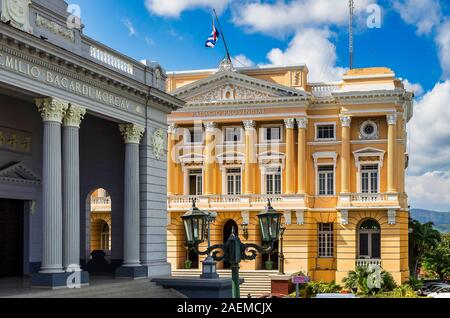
[226,168,242,195]
[316,124,335,140]
[318,165,334,196]
[188,129,203,144]
[318,223,334,258]
[266,168,282,195]
[224,127,242,143]
[264,127,281,142]
[361,164,379,194]
[189,169,203,195]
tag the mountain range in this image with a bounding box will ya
[410,209,450,233]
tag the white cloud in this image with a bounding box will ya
[265,28,347,82]
[392,0,441,35]
[145,36,155,47]
[123,19,137,36]
[232,54,255,67]
[435,19,450,77]
[232,0,373,36]
[407,171,450,211]
[403,79,424,96]
[145,0,229,17]
[408,80,450,176]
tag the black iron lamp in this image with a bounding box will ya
[181,199,209,245]
[257,200,283,243]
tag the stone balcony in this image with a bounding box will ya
[90,197,112,212]
[337,193,404,210]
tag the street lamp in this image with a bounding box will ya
[278,225,286,275]
[181,199,283,298]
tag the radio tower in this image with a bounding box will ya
[349,0,354,69]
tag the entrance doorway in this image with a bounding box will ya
[0,199,24,278]
[89,189,112,257]
[223,219,238,269]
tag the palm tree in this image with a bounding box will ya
[409,219,441,278]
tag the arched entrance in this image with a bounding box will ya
[88,188,112,258]
[223,219,238,269]
[358,219,381,259]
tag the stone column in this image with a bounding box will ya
[297,118,308,194]
[204,122,216,195]
[243,120,256,194]
[116,124,147,278]
[285,118,296,194]
[167,123,178,195]
[35,98,67,275]
[340,116,352,194]
[62,105,86,272]
[387,114,398,193]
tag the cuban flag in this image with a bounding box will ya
[205,21,220,48]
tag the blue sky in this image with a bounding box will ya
[70,0,450,212]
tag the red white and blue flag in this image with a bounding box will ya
[205,20,220,48]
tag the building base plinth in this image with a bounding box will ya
[115,265,148,279]
[31,271,90,289]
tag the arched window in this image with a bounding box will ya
[100,222,110,251]
[358,219,381,259]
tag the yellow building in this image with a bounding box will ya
[165,59,413,284]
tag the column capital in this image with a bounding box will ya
[119,124,145,144]
[243,120,256,130]
[340,115,352,127]
[167,123,178,134]
[35,97,68,123]
[387,113,398,125]
[296,117,308,129]
[204,121,217,133]
[63,104,86,128]
[284,118,296,129]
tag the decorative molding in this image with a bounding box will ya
[341,210,349,225]
[388,209,397,225]
[387,113,398,125]
[312,151,338,169]
[36,13,75,42]
[296,117,308,129]
[187,84,275,104]
[0,162,41,185]
[151,128,166,159]
[284,118,296,129]
[118,124,145,144]
[243,120,256,130]
[35,97,68,123]
[340,115,352,127]
[218,58,235,72]
[295,210,305,225]
[283,211,292,225]
[1,0,33,34]
[63,104,86,128]
[359,120,379,140]
[353,147,386,168]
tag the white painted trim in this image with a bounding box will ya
[259,124,284,143]
[222,125,244,144]
[314,122,337,142]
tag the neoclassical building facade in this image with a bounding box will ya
[166,60,413,284]
[0,0,183,288]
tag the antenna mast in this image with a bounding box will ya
[349,0,354,69]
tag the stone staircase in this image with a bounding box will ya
[2,277,185,298]
[172,269,277,297]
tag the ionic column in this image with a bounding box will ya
[285,119,296,194]
[340,116,351,194]
[118,124,145,268]
[204,122,216,195]
[62,105,86,272]
[167,123,178,195]
[243,120,256,194]
[297,118,308,194]
[36,98,68,274]
[387,114,398,193]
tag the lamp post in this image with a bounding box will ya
[182,200,282,299]
[278,225,286,275]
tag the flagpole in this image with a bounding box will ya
[213,9,232,63]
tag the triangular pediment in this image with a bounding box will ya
[172,71,309,105]
[0,162,41,185]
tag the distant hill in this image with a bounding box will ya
[410,209,450,233]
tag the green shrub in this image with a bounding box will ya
[406,276,424,291]
[342,266,397,296]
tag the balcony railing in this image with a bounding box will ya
[310,83,341,97]
[91,197,111,205]
[356,259,382,268]
[351,193,388,203]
